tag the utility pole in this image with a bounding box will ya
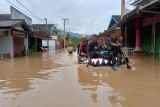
[90,22,93,35]
[44,18,49,48]
[121,0,125,19]
[62,18,68,48]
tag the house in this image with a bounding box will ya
[29,25,49,51]
[33,24,56,34]
[33,24,58,50]
[9,6,48,52]
[97,15,121,42]
[108,15,121,36]
[0,19,31,58]
[121,0,160,55]
[0,6,50,54]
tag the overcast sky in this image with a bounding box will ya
[0,0,121,35]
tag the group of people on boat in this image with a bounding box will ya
[77,33,129,68]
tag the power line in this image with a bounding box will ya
[55,0,65,17]
[6,0,43,22]
[24,1,45,17]
[6,0,21,10]
[51,0,64,18]
[15,0,42,21]
[62,18,69,48]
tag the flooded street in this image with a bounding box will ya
[0,51,160,107]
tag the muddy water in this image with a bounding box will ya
[0,51,160,107]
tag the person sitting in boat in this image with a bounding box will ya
[67,43,74,55]
[88,35,100,58]
[99,41,110,59]
[108,33,124,65]
[77,35,88,57]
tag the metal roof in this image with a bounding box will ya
[0,20,22,27]
[33,24,55,33]
[0,14,11,21]
[112,15,121,23]
[108,15,121,29]
[0,19,32,33]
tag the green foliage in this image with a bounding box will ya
[63,33,80,47]
[27,49,37,56]
[71,37,80,47]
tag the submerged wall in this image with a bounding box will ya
[142,25,152,54]
[155,23,160,55]
[0,31,13,58]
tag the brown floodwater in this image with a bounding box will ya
[0,50,160,107]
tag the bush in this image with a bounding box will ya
[27,49,37,56]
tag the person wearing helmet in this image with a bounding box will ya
[77,35,88,57]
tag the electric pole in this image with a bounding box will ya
[62,18,68,48]
[121,0,125,19]
[44,18,49,48]
[90,22,93,35]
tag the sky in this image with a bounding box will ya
[0,0,121,35]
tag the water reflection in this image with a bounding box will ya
[78,65,124,106]
[0,51,62,95]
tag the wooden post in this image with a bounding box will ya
[152,24,156,57]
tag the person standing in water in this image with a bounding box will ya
[67,43,74,55]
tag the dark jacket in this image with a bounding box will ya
[88,41,100,53]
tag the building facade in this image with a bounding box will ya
[121,0,160,56]
[0,20,31,58]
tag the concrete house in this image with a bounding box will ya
[33,24,58,50]
[0,6,50,55]
[0,19,31,58]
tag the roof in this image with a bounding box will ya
[33,24,55,33]
[0,20,22,28]
[112,15,121,23]
[132,0,156,6]
[121,0,160,25]
[108,15,121,29]
[10,6,32,21]
[0,14,11,20]
[0,19,32,32]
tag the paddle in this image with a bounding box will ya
[125,57,132,69]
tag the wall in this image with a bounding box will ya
[13,36,24,56]
[42,40,48,47]
[155,23,160,55]
[143,15,160,27]
[0,30,13,57]
[49,40,56,50]
[10,6,32,25]
[142,16,160,55]
[142,25,152,54]
[126,22,136,48]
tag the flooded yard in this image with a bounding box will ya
[0,51,160,107]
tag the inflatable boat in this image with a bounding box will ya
[78,51,131,69]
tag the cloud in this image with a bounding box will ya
[0,0,121,34]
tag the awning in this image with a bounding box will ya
[32,32,48,40]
